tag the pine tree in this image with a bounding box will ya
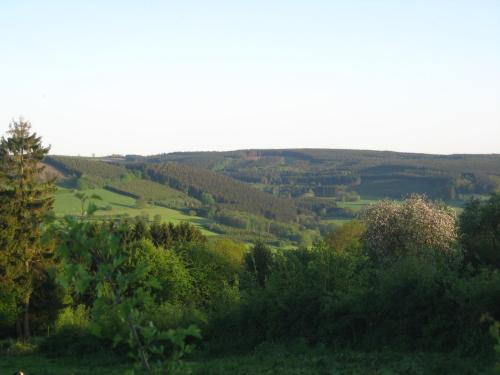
[0,119,55,339]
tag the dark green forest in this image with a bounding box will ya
[1,122,500,374]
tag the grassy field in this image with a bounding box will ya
[323,218,352,227]
[336,198,378,213]
[336,196,482,217]
[326,195,477,230]
[0,353,130,375]
[1,345,495,375]
[53,187,216,236]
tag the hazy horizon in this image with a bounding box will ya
[1,1,499,155]
[50,146,500,158]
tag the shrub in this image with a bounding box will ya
[56,220,201,372]
[244,242,273,287]
[0,289,18,335]
[362,195,457,260]
[324,220,365,253]
[54,304,90,331]
[459,193,500,268]
[207,237,247,272]
[40,326,107,356]
[148,303,206,332]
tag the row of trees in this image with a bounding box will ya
[141,162,299,222]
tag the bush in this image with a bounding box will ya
[460,193,500,268]
[148,303,207,332]
[0,289,18,335]
[362,195,457,260]
[176,243,241,310]
[40,326,108,356]
[244,242,273,287]
[207,237,247,272]
[0,339,37,355]
[54,304,90,331]
[324,220,365,253]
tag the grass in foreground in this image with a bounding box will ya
[1,344,495,375]
[0,353,131,375]
[191,343,496,375]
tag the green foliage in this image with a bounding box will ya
[74,191,103,216]
[136,240,194,303]
[0,289,18,333]
[4,128,500,373]
[191,343,495,374]
[40,325,108,356]
[211,230,500,356]
[460,193,500,268]
[0,347,495,374]
[244,242,273,287]
[56,220,201,372]
[0,119,56,339]
[1,339,37,355]
[487,319,500,372]
[140,149,500,201]
[76,175,96,190]
[143,162,298,221]
[135,196,148,209]
[206,237,247,272]
[46,155,129,181]
[324,220,365,253]
[147,303,206,332]
[55,304,90,331]
[106,179,201,209]
[149,221,207,248]
[54,187,214,236]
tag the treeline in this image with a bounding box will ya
[138,162,298,222]
[207,195,500,357]
[105,179,200,209]
[45,155,130,180]
[196,207,319,246]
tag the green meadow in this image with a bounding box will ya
[53,187,216,236]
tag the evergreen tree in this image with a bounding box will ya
[245,241,273,287]
[0,119,55,339]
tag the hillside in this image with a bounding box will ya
[137,162,298,222]
[53,187,215,236]
[44,155,305,246]
[127,149,500,200]
[44,150,499,246]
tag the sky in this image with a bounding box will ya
[1,1,499,156]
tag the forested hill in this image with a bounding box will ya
[124,149,500,200]
[44,155,299,222]
[133,162,298,222]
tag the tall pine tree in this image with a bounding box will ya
[0,119,55,339]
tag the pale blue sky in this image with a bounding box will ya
[1,1,499,155]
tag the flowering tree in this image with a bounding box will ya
[362,195,457,260]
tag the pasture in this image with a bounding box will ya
[53,187,216,235]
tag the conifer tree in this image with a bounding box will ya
[0,119,55,339]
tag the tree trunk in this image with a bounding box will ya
[16,316,22,339]
[23,298,30,340]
